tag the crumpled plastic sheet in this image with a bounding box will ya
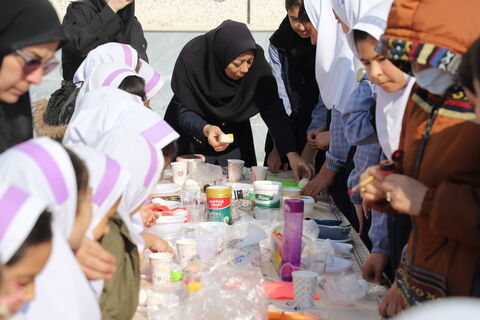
[322,274,369,305]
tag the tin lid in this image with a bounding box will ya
[284,199,304,213]
[206,185,232,197]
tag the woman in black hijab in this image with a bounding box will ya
[165,20,313,180]
[0,0,67,153]
[62,0,147,81]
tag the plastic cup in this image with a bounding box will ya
[171,162,188,185]
[187,158,203,175]
[150,252,173,286]
[196,234,218,259]
[251,166,268,181]
[292,270,318,309]
[186,203,205,223]
[227,159,245,182]
[176,239,197,269]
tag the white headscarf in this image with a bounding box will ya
[80,62,139,103]
[138,58,165,101]
[350,0,415,159]
[92,129,165,248]
[330,0,386,67]
[0,138,77,237]
[64,87,179,151]
[0,139,101,320]
[304,0,356,112]
[0,185,48,264]
[25,231,101,320]
[73,42,138,84]
[68,145,130,237]
[67,144,130,298]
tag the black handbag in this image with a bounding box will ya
[44,80,82,126]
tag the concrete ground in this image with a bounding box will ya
[29,31,274,163]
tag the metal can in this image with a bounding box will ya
[206,186,232,224]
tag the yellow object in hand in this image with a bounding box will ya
[219,133,234,143]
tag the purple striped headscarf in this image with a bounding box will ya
[0,138,78,238]
[0,185,48,263]
[92,129,164,248]
[68,145,130,238]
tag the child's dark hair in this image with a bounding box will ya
[118,75,147,102]
[162,141,178,161]
[285,0,302,10]
[458,37,480,94]
[353,29,371,44]
[64,147,89,194]
[6,211,53,266]
[298,2,310,23]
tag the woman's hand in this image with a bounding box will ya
[359,165,387,203]
[267,145,284,174]
[76,237,117,280]
[381,174,428,216]
[203,124,229,152]
[287,152,314,181]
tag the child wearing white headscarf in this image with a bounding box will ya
[64,87,179,151]
[68,144,131,299]
[91,129,168,319]
[0,185,51,319]
[74,42,163,103]
[0,138,100,320]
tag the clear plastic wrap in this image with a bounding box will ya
[178,262,268,320]
[322,274,369,305]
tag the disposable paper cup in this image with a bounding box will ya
[227,159,245,182]
[251,166,268,182]
[176,239,197,269]
[187,158,203,175]
[150,252,173,286]
[196,234,218,259]
[292,270,318,309]
[171,162,188,185]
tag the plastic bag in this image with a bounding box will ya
[254,207,282,221]
[322,274,369,305]
[187,163,226,187]
[178,263,268,320]
[302,219,320,241]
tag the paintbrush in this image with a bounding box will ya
[348,175,375,195]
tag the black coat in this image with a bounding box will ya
[0,93,33,153]
[61,0,148,81]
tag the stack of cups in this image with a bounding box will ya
[150,252,173,286]
[292,270,318,309]
[171,162,188,185]
[176,239,197,269]
[251,166,268,182]
[227,159,245,182]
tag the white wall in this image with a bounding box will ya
[49,0,285,31]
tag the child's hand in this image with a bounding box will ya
[76,237,117,280]
[139,203,160,228]
[142,232,176,258]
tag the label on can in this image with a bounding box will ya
[254,193,280,208]
[207,197,231,224]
